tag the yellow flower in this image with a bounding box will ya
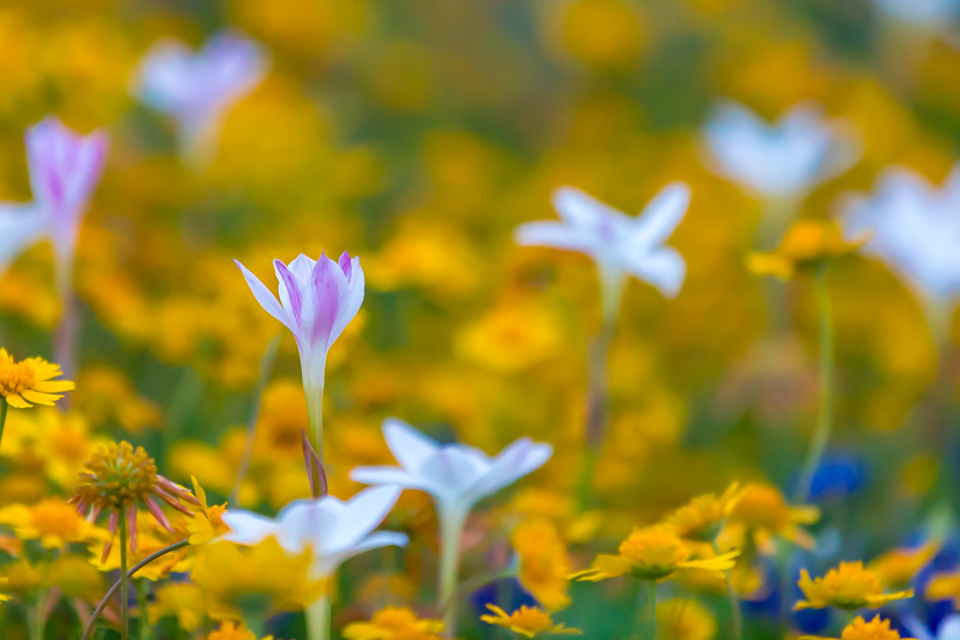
[799,614,915,640]
[342,606,444,640]
[868,544,938,589]
[666,482,744,542]
[656,599,717,640]
[513,519,572,611]
[186,476,231,545]
[725,483,819,551]
[48,555,106,602]
[0,498,104,549]
[206,621,275,640]
[795,562,914,610]
[480,604,582,638]
[926,570,960,606]
[455,298,563,372]
[748,220,864,280]
[74,367,161,434]
[0,348,74,409]
[192,538,326,620]
[573,525,739,582]
[148,582,206,632]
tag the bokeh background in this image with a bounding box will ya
[2,0,960,638]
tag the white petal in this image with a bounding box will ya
[631,181,690,248]
[418,446,490,501]
[350,466,426,490]
[322,485,402,552]
[383,418,440,470]
[312,531,408,579]
[0,205,48,276]
[625,247,687,298]
[551,186,628,227]
[513,221,591,252]
[235,259,292,330]
[465,438,553,503]
[939,616,960,640]
[221,510,279,546]
[272,499,332,553]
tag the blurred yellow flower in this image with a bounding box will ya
[513,519,572,611]
[666,483,744,542]
[480,604,582,637]
[795,562,913,610]
[74,367,161,433]
[366,221,479,296]
[456,298,563,372]
[342,606,444,640]
[148,582,206,632]
[253,380,309,459]
[868,543,938,589]
[0,349,74,409]
[655,598,717,640]
[800,614,914,640]
[48,555,106,601]
[748,220,864,280]
[0,498,103,549]
[556,0,645,67]
[925,570,960,606]
[573,525,738,582]
[724,483,819,551]
[207,621,275,640]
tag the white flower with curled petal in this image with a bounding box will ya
[703,100,861,200]
[351,418,553,633]
[514,182,690,318]
[843,164,960,310]
[221,485,407,580]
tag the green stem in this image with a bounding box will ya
[713,540,742,640]
[793,265,835,506]
[120,510,129,640]
[34,589,47,640]
[79,540,190,640]
[137,579,150,640]
[306,593,331,640]
[0,399,7,455]
[438,510,466,637]
[646,580,657,640]
[305,382,325,467]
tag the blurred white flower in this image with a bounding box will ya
[132,31,268,163]
[514,183,689,317]
[843,164,960,302]
[0,206,48,277]
[222,485,406,579]
[874,0,958,28]
[703,100,861,200]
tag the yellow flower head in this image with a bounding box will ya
[0,348,74,409]
[456,298,563,372]
[800,614,916,640]
[666,482,744,542]
[513,519,572,611]
[206,621,274,640]
[868,544,938,589]
[726,483,819,550]
[186,475,231,545]
[748,220,864,280]
[573,524,739,582]
[925,570,960,606]
[480,604,582,638]
[655,599,717,640]
[342,606,444,640]
[795,562,914,610]
[0,498,104,549]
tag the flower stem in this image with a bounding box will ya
[305,382,325,467]
[713,539,742,640]
[438,510,466,637]
[0,399,8,453]
[138,579,150,640]
[793,265,835,506]
[306,593,331,640]
[646,580,657,640]
[79,540,190,640]
[120,509,129,640]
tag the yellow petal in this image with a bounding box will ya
[32,381,75,393]
[20,390,59,406]
[3,394,32,409]
[679,550,740,573]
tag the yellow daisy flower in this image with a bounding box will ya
[0,348,74,409]
[342,606,444,640]
[480,604,582,638]
[0,498,105,549]
[186,475,231,545]
[724,483,819,551]
[748,219,864,280]
[666,482,744,542]
[573,524,739,582]
[799,614,915,640]
[925,570,960,606]
[795,562,914,610]
[513,518,572,611]
[868,543,938,589]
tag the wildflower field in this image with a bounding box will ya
[2,0,960,639]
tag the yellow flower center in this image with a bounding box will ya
[805,562,884,608]
[840,616,903,640]
[503,606,556,634]
[76,441,159,511]
[730,484,790,531]
[618,526,689,579]
[0,358,37,397]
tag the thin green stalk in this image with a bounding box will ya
[793,265,835,506]
[439,511,466,637]
[713,540,742,640]
[120,510,129,640]
[306,594,331,640]
[0,399,8,453]
[305,383,325,467]
[646,581,657,640]
[137,579,150,640]
[79,540,190,640]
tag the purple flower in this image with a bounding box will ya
[0,117,108,285]
[132,31,268,162]
[235,252,365,454]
